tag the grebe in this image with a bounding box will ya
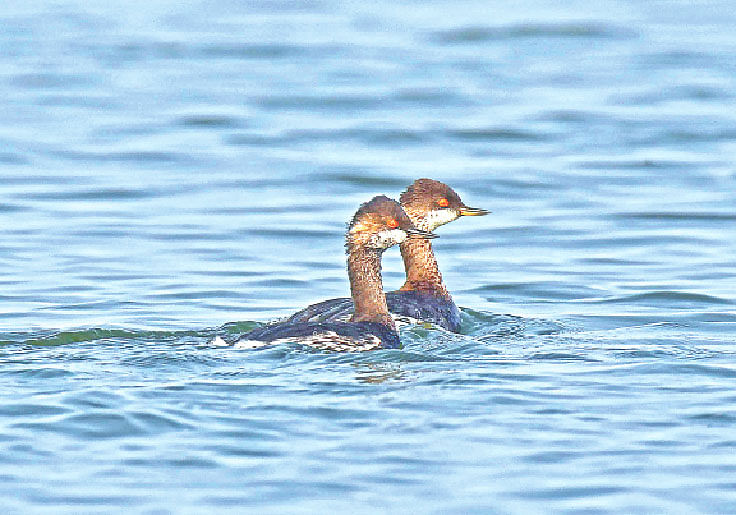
[231,196,436,351]
[284,179,487,332]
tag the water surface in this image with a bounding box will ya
[1,0,736,512]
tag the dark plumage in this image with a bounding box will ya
[284,290,461,332]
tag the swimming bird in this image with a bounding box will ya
[284,179,488,332]
[231,196,436,351]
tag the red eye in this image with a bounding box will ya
[438,198,449,208]
[387,218,399,229]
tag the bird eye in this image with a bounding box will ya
[437,198,449,208]
[387,218,399,229]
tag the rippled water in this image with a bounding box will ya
[2,0,736,512]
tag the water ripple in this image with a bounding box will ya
[2,0,736,512]
[431,22,637,43]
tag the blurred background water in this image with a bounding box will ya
[1,0,736,512]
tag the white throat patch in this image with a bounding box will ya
[369,228,407,249]
[421,209,458,231]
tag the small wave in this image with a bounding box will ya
[200,43,309,59]
[237,228,336,239]
[314,172,408,187]
[0,326,231,347]
[255,94,383,111]
[688,412,736,425]
[16,412,145,439]
[573,159,704,170]
[529,352,598,362]
[613,211,736,222]
[621,362,736,379]
[392,88,468,106]
[431,22,636,44]
[469,282,605,302]
[46,150,196,166]
[0,403,69,417]
[637,50,723,70]
[26,187,157,201]
[536,109,613,124]
[177,114,244,128]
[3,368,76,379]
[0,203,28,212]
[446,128,553,142]
[0,152,28,165]
[2,174,96,185]
[597,291,732,306]
[100,41,331,62]
[10,72,90,90]
[660,129,736,144]
[225,127,432,147]
[617,85,732,106]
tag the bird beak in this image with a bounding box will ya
[406,228,438,239]
[458,206,489,216]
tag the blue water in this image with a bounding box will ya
[2,0,736,512]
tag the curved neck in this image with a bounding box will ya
[347,246,394,328]
[398,238,449,296]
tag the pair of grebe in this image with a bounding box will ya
[230,179,487,351]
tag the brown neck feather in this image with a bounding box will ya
[398,238,449,296]
[347,246,395,328]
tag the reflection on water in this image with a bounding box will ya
[1,0,736,512]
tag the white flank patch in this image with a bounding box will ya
[392,315,423,329]
[229,330,385,352]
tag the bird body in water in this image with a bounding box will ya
[230,196,436,351]
[284,179,488,332]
